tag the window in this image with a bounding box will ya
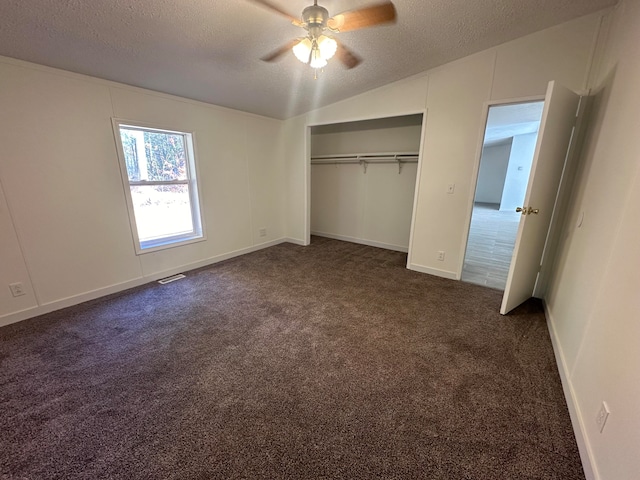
[113,121,204,253]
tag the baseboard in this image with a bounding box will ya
[139,238,288,283]
[310,231,408,253]
[408,262,458,280]
[283,237,308,246]
[0,306,40,326]
[0,277,150,328]
[0,238,290,328]
[543,300,597,480]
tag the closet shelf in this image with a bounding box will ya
[310,152,419,174]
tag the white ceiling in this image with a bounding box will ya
[1,0,616,119]
[484,101,544,145]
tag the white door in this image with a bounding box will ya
[500,81,580,314]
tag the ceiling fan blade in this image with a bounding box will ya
[328,1,397,32]
[261,39,301,62]
[335,41,362,69]
[246,0,301,25]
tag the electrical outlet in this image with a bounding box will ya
[9,282,26,297]
[258,228,267,237]
[446,183,455,194]
[437,251,445,261]
[596,401,610,433]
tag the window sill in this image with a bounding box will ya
[136,234,206,255]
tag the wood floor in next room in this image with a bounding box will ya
[462,202,521,290]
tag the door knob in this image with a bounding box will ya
[516,207,539,215]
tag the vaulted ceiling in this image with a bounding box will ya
[1,0,617,119]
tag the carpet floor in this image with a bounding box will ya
[0,237,584,479]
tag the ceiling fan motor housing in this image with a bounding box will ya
[302,4,329,36]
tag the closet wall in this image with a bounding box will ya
[310,115,422,252]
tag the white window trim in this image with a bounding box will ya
[112,118,206,255]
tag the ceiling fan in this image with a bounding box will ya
[248,0,397,71]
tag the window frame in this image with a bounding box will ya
[112,119,206,255]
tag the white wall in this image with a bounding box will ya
[311,120,422,156]
[284,11,605,281]
[0,181,36,315]
[545,1,640,478]
[500,132,538,211]
[310,119,421,251]
[0,57,285,325]
[474,142,512,204]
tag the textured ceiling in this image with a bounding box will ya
[0,0,617,119]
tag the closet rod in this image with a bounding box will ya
[310,153,419,174]
[310,152,419,162]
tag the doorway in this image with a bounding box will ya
[462,101,544,290]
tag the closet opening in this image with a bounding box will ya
[310,114,423,253]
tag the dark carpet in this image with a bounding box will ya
[0,237,584,479]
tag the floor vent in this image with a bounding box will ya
[158,274,186,285]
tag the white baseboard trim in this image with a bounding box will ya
[408,262,458,280]
[543,300,597,480]
[138,238,288,283]
[283,237,308,246]
[0,238,289,328]
[0,306,44,327]
[311,231,408,253]
[0,277,150,328]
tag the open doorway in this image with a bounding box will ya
[462,101,544,290]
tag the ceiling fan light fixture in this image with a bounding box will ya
[256,0,396,71]
[317,35,337,60]
[292,35,337,69]
[309,48,328,69]
[293,38,313,63]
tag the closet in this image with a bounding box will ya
[310,114,423,252]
